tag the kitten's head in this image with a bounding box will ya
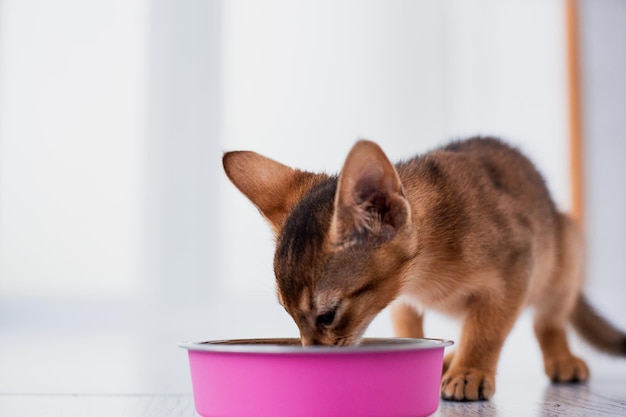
[223,141,414,346]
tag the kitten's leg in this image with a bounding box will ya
[442,351,455,375]
[533,311,589,382]
[391,303,459,373]
[441,294,522,401]
[391,301,424,338]
[534,215,588,382]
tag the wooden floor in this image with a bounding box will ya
[1,300,625,417]
[2,382,625,417]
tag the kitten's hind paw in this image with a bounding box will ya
[545,354,589,383]
[441,368,495,401]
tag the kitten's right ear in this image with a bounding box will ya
[223,151,318,233]
[330,140,411,249]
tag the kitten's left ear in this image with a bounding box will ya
[330,140,411,248]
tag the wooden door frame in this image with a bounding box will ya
[566,0,584,225]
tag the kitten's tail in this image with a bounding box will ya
[570,294,626,356]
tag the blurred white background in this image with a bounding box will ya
[0,0,624,398]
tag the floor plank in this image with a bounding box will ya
[0,394,196,417]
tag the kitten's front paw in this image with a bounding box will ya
[545,354,589,383]
[441,368,495,401]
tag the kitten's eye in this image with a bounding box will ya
[316,308,337,327]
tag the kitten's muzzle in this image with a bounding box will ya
[300,336,321,347]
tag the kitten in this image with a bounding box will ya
[222,137,626,401]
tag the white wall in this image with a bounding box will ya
[579,0,626,318]
[0,0,147,298]
[144,0,221,308]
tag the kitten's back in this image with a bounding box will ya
[397,137,558,270]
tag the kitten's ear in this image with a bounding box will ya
[330,140,411,248]
[223,151,318,233]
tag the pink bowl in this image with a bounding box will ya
[181,338,453,417]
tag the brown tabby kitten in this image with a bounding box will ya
[223,137,626,401]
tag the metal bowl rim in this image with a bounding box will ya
[179,337,453,354]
